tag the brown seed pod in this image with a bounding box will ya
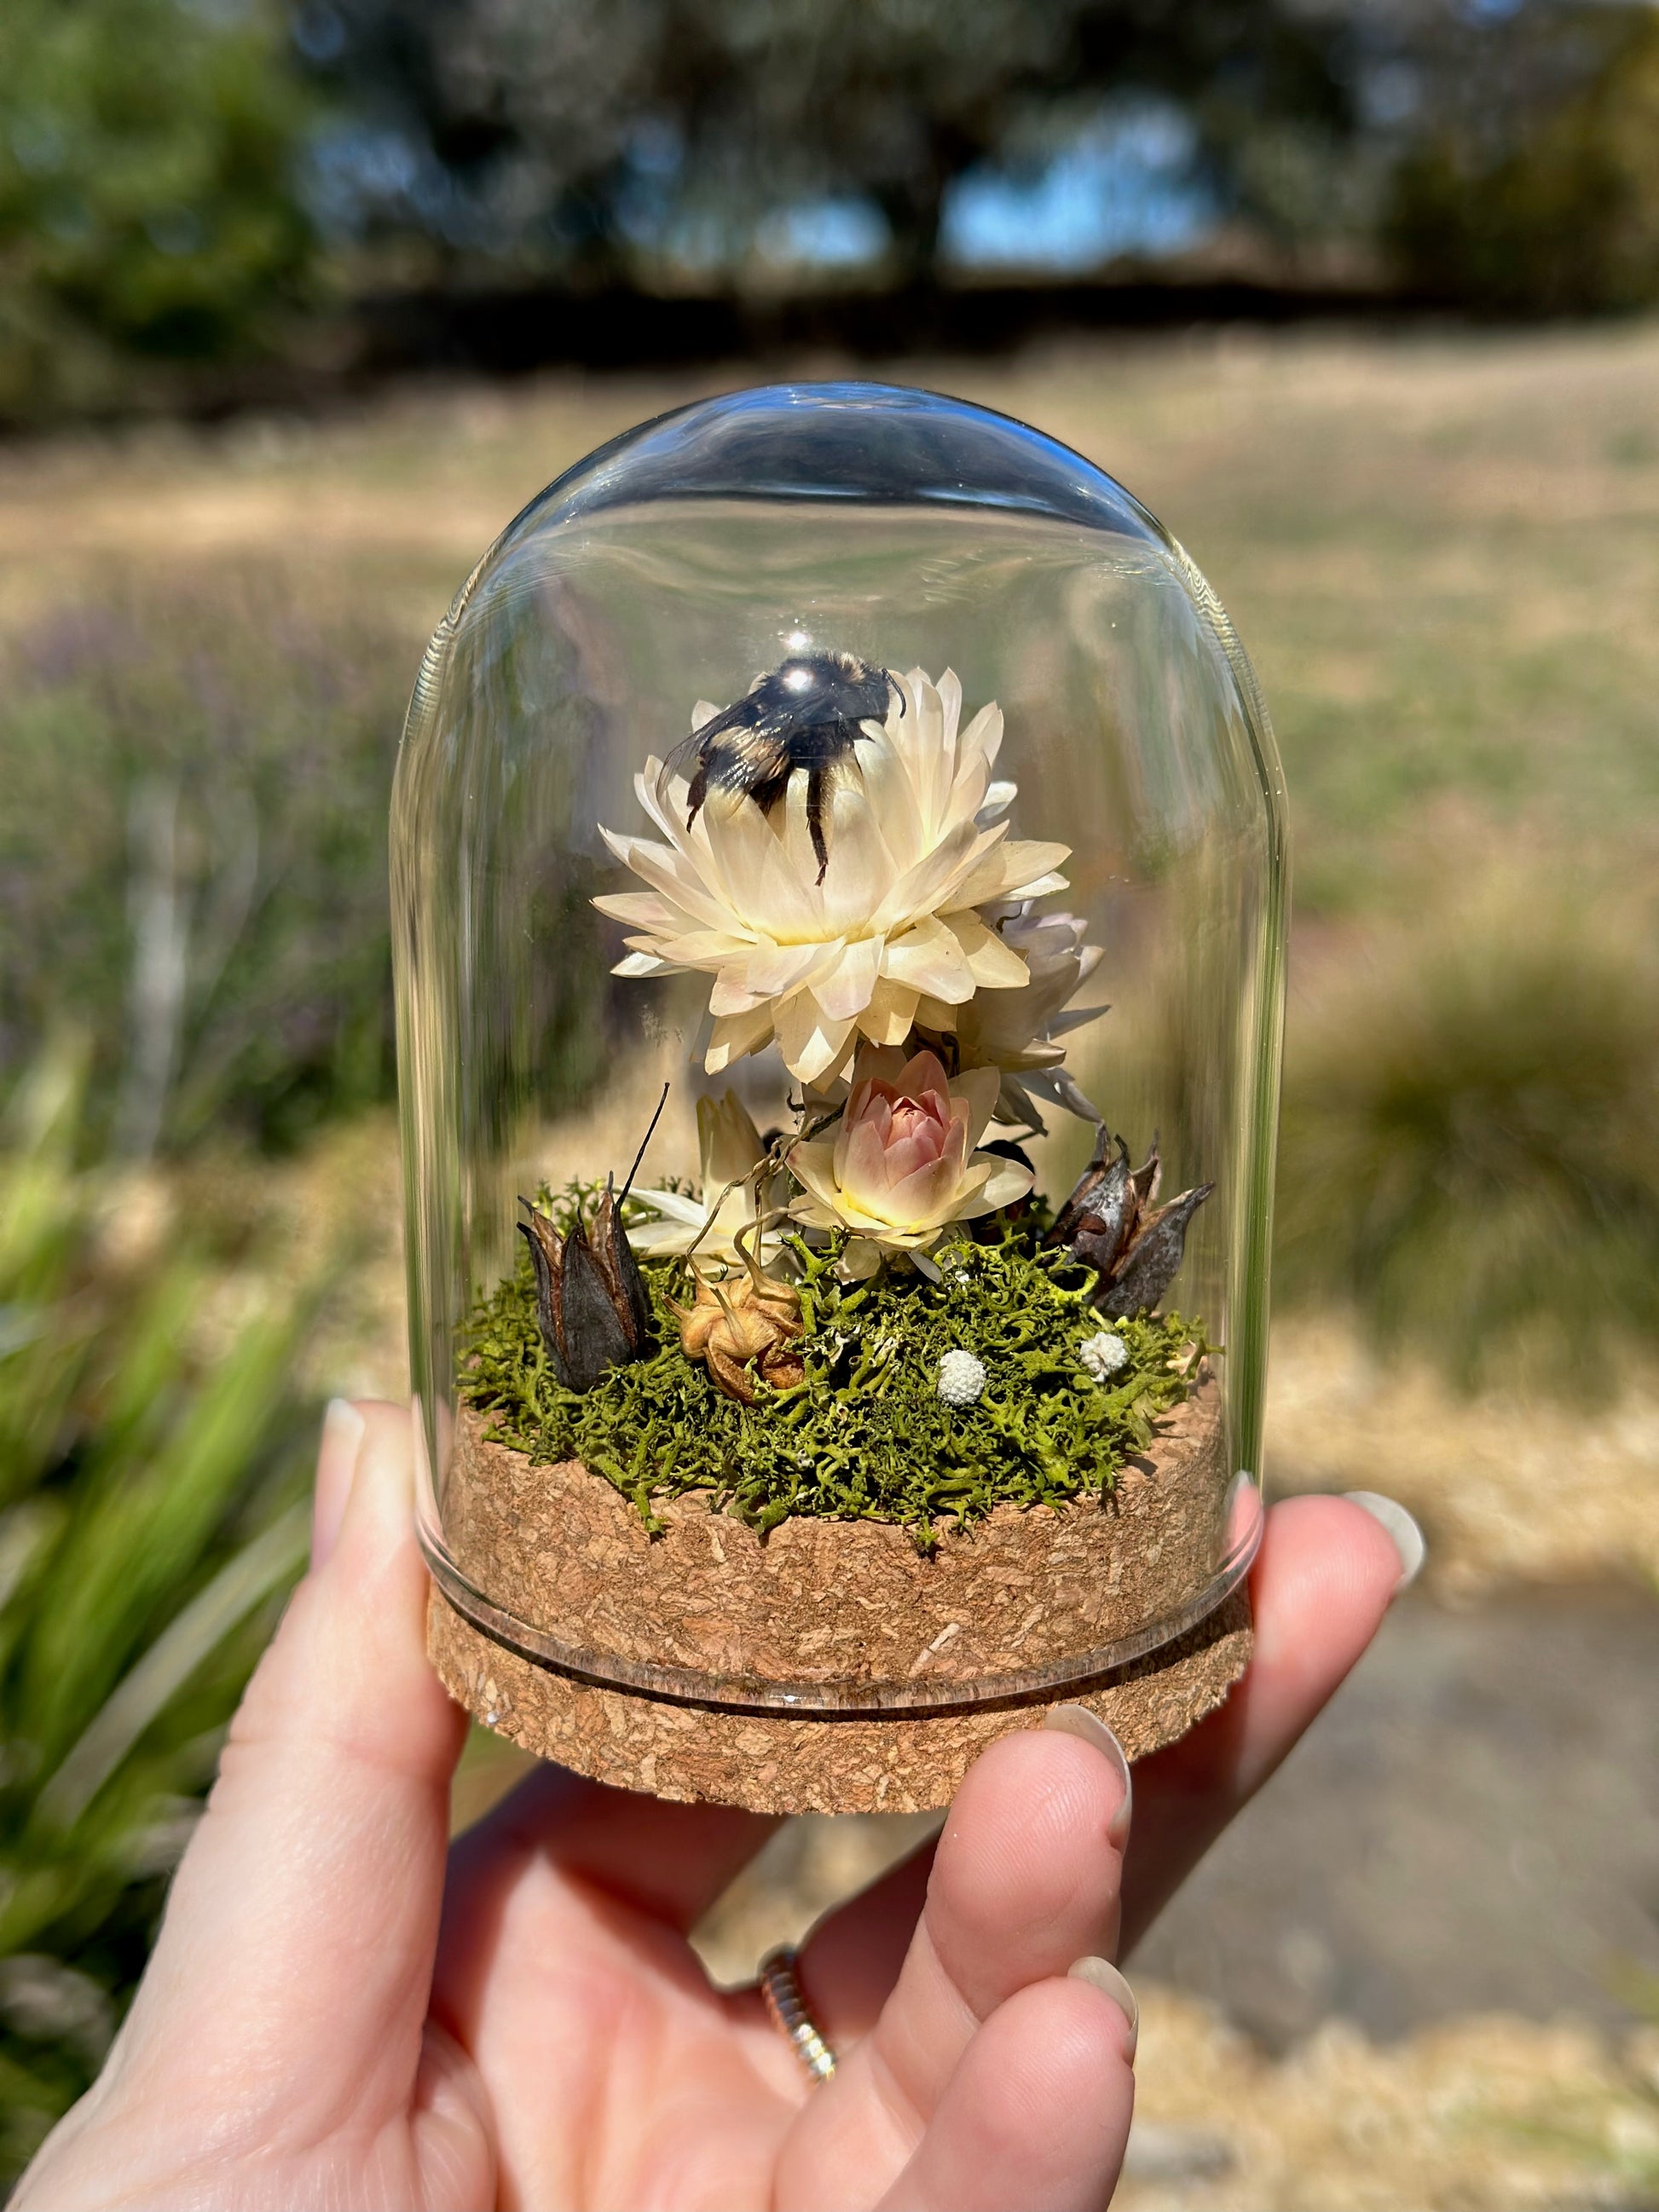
[1046,1129,1212,1318]
[672,1225,805,1404]
[519,1178,652,1392]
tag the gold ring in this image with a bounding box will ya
[758,1945,836,2083]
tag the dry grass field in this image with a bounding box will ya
[6,321,1659,2206]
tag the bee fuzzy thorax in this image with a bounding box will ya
[674,649,899,884]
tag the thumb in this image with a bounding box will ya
[95,1401,467,2144]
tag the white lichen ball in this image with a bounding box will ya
[1079,1330,1130,1382]
[937,1349,987,1407]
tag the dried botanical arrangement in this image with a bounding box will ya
[461,654,1214,1539]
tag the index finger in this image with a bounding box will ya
[786,1491,1409,2041]
[1117,1490,1408,1951]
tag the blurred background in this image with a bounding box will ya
[2,2,1658,2203]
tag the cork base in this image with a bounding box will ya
[428,1581,1252,1814]
[426,1364,1253,1811]
[441,1372,1237,1698]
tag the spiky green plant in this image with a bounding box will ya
[0,1045,320,2182]
[1275,887,1659,1395]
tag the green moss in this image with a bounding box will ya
[460,1218,1206,1546]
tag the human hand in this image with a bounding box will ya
[15,1402,1412,2211]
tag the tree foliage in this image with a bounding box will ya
[7,0,1659,418]
[0,0,318,417]
[304,0,1359,281]
[1388,3,1659,314]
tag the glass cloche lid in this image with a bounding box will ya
[393,379,1286,1737]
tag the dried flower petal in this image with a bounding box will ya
[596,667,1071,1083]
[789,1044,1032,1270]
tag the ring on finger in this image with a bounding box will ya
[758,1945,836,2084]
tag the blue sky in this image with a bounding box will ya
[757,103,1213,274]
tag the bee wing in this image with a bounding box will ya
[655,693,761,814]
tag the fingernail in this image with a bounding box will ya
[1069,1956,1138,2061]
[1043,1706,1132,1847]
[1344,1491,1426,1593]
[313,1399,366,1568]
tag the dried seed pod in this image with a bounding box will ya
[519,1179,651,1391]
[672,1226,805,1403]
[1048,1129,1136,1275]
[1046,1126,1212,1318]
[590,1177,652,1352]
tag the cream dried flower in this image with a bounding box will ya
[593,667,1070,1085]
[788,1045,1032,1274]
[671,1252,805,1403]
[629,1090,780,1270]
[927,902,1107,1129]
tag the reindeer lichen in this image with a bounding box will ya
[460,1222,1207,1546]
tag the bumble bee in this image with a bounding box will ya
[667,650,900,884]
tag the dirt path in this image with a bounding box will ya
[1136,1581,1659,2049]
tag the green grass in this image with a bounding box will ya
[1275,881,1659,1394]
[0,572,408,1156]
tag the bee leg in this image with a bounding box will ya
[683,758,708,832]
[806,763,833,883]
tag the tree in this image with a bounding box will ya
[0,0,319,418]
[1388,3,1659,313]
[304,0,1361,286]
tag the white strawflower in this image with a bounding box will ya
[629,1089,773,1268]
[930,902,1107,1129]
[594,667,1070,1085]
[1079,1330,1130,1382]
[937,1349,987,1406]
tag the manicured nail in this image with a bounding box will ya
[1069,1956,1138,2060]
[1344,1491,1426,1593]
[1043,1706,1132,1846]
[313,1399,366,1568]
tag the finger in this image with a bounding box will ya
[433,1773,789,2212]
[311,1395,362,1566]
[873,1974,1135,2212]
[792,1835,935,2039]
[781,1491,1410,2042]
[777,1720,1130,2203]
[95,1402,468,2144]
[1119,1491,1408,1951]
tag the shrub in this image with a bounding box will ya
[1388,9,1659,315]
[1275,886,1659,1394]
[0,0,319,420]
[0,574,408,1157]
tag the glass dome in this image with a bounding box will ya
[393,380,1286,1732]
